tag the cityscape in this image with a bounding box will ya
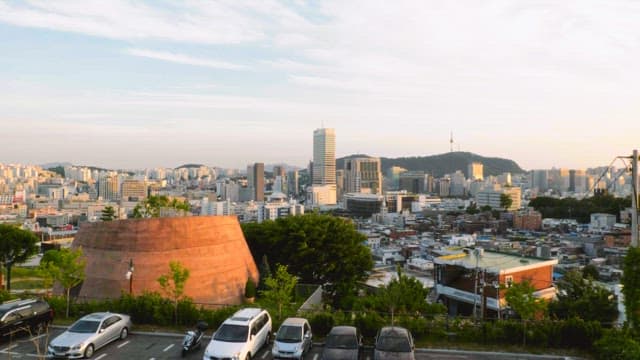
[1,1,640,360]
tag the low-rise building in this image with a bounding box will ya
[434,249,557,317]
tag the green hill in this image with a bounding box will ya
[336,152,525,178]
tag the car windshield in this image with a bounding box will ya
[276,325,302,342]
[214,324,249,342]
[376,335,411,352]
[69,320,101,333]
[326,334,358,349]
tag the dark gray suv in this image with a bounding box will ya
[0,298,54,337]
[321,326,362,360]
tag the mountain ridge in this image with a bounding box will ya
[336,152,525,178]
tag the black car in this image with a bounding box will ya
[321,326,362,360]
[0,298,54,338]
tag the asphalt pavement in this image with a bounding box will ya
[0,328,582,360]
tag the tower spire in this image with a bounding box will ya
[450,131,454,152]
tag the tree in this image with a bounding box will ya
[548,269,617,324]
[260,264,297,319]
[100,206,116,221]
[504,279,547,346]
[582,264,600,280]
[466,202,479,215]
[622,247,640,329]
[373,267,443,325]
[258,254,271,291]
[132,195,190,218]
[500,193,513,211]
[157,261,190,325]
[242,213,373,307]
[40,248,86,318]
[0,224,38,291]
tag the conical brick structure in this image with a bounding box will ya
[72,216,258,305]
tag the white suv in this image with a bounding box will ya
[203,308,272,360]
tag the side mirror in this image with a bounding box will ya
[250,334,255,341]
[99,328,105,333]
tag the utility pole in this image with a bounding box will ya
[632,149,639,247]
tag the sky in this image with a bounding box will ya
[1,0,639,171]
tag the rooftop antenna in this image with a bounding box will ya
[450,132,454,152]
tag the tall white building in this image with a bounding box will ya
[309,128,337,205]
[313,128,336,186]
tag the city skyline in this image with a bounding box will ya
[1,1,639,169]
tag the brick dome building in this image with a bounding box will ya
[72,216,258,305]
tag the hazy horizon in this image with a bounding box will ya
[1,1,639,170]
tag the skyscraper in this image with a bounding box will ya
[307,128,337,205]
[247,163,264,201]
[313,128,336,185]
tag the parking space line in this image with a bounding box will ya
[163,344,174,352]
[28,333,47,341]
[1,344,18,352]
[95,354,108,360]
[261,350,269,358]
[117,340,130,348]
[312,354,318,360]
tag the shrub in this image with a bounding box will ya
[245,279,256,299]
[310,312,335,337]
[594,329,640,360]
[354,312,385,338]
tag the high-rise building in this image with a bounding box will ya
[251,163,264,201]
[312,128,336,186]
[468,162,484,181]
[399,171,427,194]
[344,157,383,195]
[308,128,337,205]
[98,175,119,201]
[287,170,299,196]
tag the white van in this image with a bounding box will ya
[203,308,272,360]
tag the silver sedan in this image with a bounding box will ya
[48,312,132,359]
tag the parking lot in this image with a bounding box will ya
[0,328,574,360]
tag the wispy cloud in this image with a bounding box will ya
[125,48,248,70]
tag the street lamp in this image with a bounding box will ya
[125,259,134,295]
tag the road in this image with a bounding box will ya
[0,328,578,360]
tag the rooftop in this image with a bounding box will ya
[434,249,557,273]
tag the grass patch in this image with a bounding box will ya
[11,279,48,290]
[10,267,43,278]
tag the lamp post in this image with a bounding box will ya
[125,259,134,295]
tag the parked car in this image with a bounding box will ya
[374,326,415,360]
[48,312,132,359]
[0,298,54,338]
[272,317,312,359]
[321,326,362,360]
[203,307,272,360]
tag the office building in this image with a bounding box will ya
[121,179,147,201]
[468,162,484,181]
[98,176,119,201]
[344,157,383,195]
[399,171,427,194]
[247,163,264,201]
[308,128,337,205]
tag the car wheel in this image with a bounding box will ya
[120,327,129,340]
[265,332,271,346]
[32,321,47,335]
[246,353,251,360]
[84,344,95,359]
